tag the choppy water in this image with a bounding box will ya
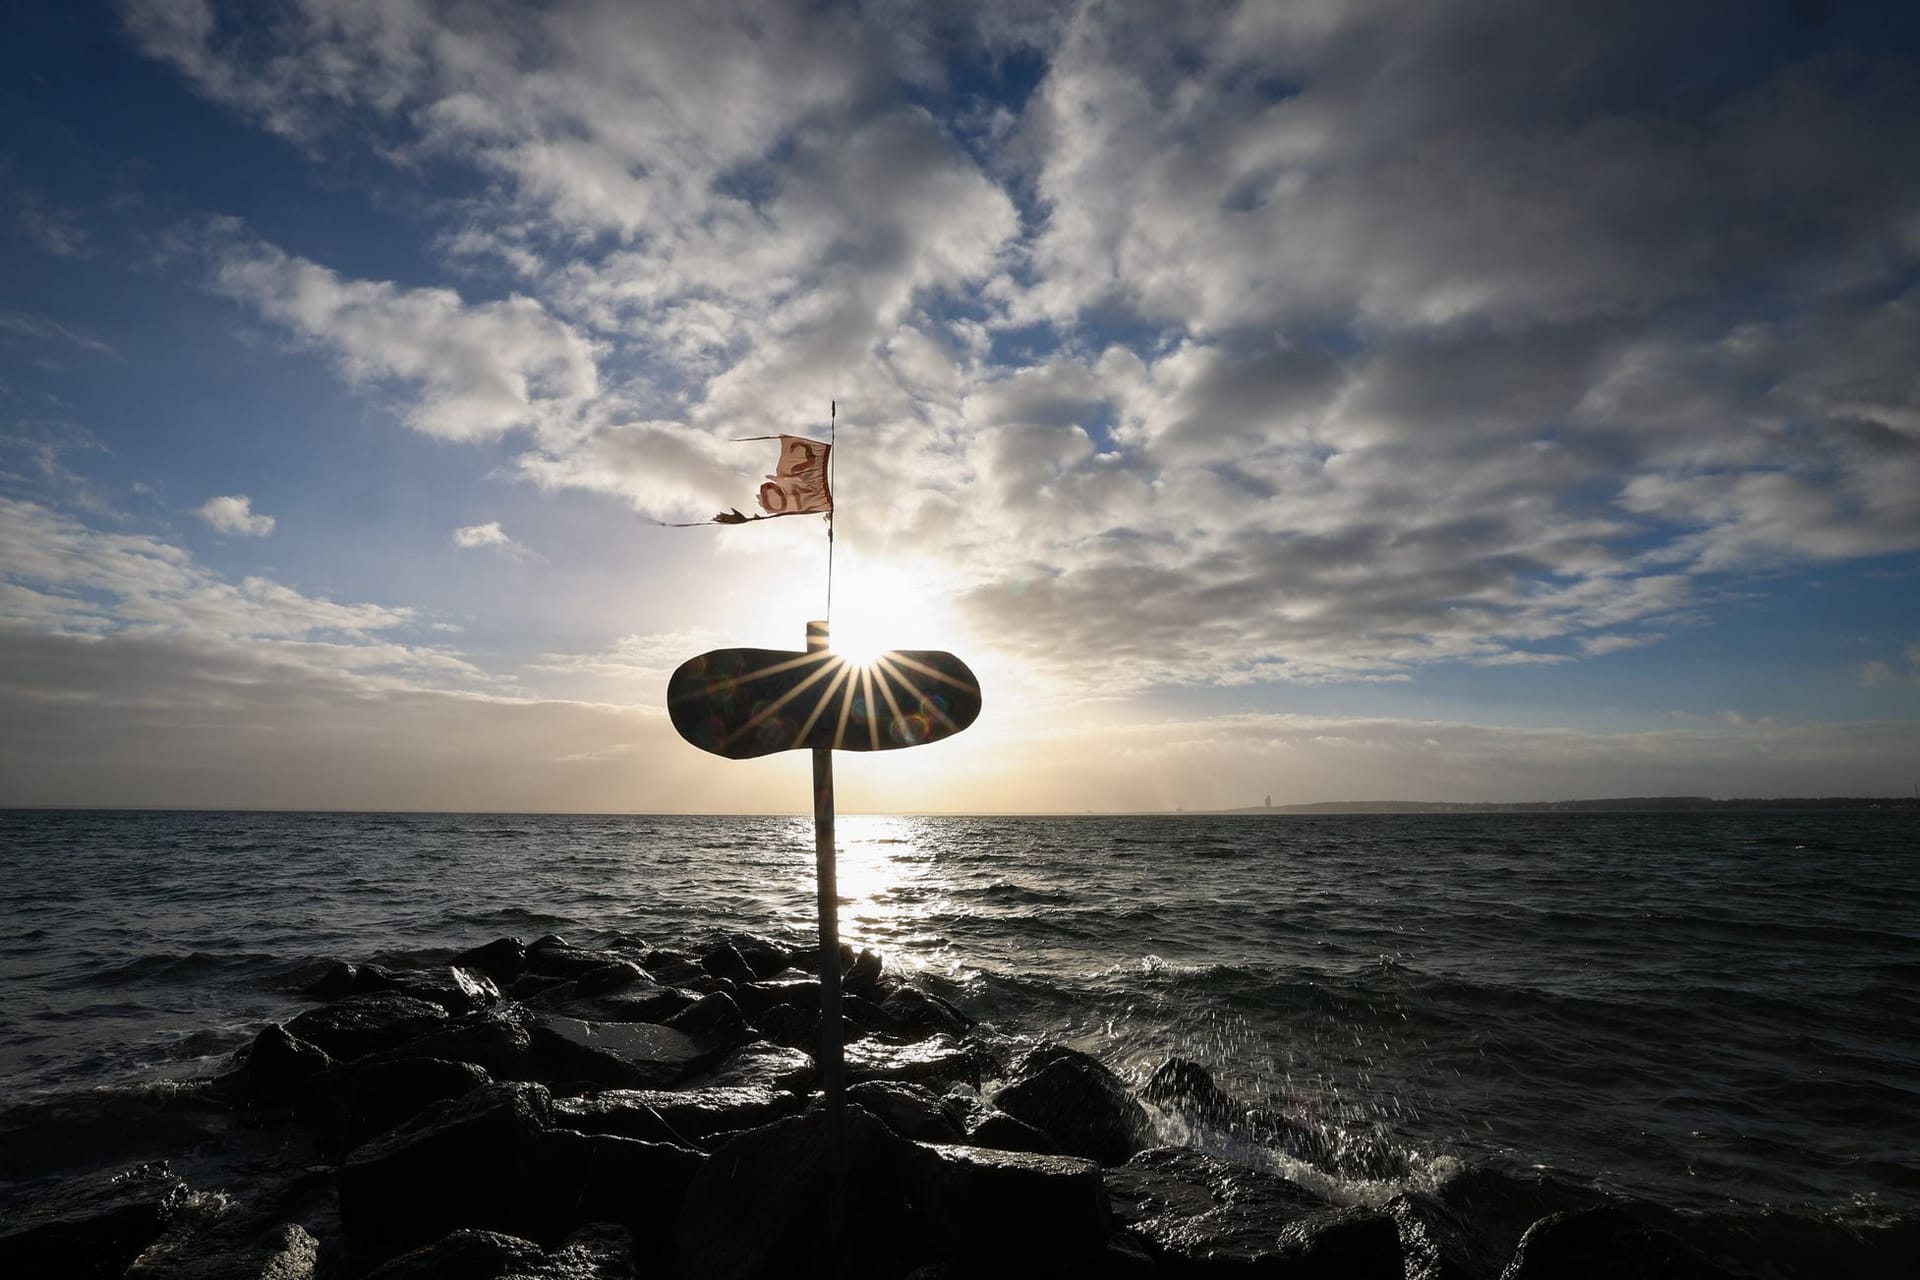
[2,808,1916,1232]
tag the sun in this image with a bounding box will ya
[824,558,959,667]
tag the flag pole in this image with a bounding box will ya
[825,400,836,623]
[806,616,847,1255]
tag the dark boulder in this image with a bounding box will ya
[750,1003,813,1048]
[878,987,971,1039]
[525,943,626,982]
[285,993,449,1063]
[1501,1206,1740,1280]
[308,962,361,1000]
[298,1057,489,1157]
[661,991,750,1044]
[721,932,795,979]
[336,1081,552,1266]
[965,1111,1062,1157]
[383,1008,542,1081]
[699,944,759,986]
[843,948,883,997]
[362,1228,547,1279]
[553,1085,795,1147]
[571,961,648,998]
[637,949,709,988]
[1106,1146,1401,1279]
[734,975,820,1019]
[845,1033,981,1092]
[0,1161,194,1279]
[517,1129,703,1255]
[451,937,529,985]
[991,1048,1148,1166]
[554,983,693,1026]
[530,1016,713,1088]
[845,1081,963,1143]
[675,1106,932,1279]
[246,1023,333,1095]
[1142,1057,1237,1124]
[691,1041,819,1094]
[122,1188,320,1280]
[915,1143,1112,1275]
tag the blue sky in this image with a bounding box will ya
[4,0,1920,812]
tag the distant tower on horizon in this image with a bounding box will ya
[1265,793,1272,808]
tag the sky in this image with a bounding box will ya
[3,0,1920,813]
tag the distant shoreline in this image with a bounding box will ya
[1200,796,1920,815]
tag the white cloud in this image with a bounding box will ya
[451,521,537,560]
[195,493,275,536]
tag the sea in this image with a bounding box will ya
[2,808,1916,1270]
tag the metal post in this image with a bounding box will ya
[807,619,847,1244]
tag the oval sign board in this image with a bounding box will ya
[668,648,982,760]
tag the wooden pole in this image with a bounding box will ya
[806,619,847,1244]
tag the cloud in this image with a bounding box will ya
[128,0,1920,698]
[451,521,536,559]
[195,494,275,536]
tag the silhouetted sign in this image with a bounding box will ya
[668,648,982,760]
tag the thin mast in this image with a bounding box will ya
[825,400,837,624]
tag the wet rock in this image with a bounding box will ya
[309,962,361,1000]
[1416,1165,1608,1280]
[939,1085,989,1133]
[525,942,626,981]
[676,1106,931,1279]
[690,1041,819,1094]
[846,1081,963,1143]
[553,1085,796,1146]
[845,1033,981,1092]
[750,1003,813,1048]
[384,1008,542,1081]
[571,961,648,998]
[518,1129,704,1252]
[722,933,795,980]
[1500,1206,1739,1280]
[1385,1191,1478,1280]
[965,1111,1062,1157]
[0,1161,192,1280]
[337,1081,552,1266]
[662,991,750,1044]
[508,974,571,1002]
[916,1143,1111,1274]
[247,1024,333,1095]
[531,1223,638,1279]
[735,975,821,1019]
[843,948,883,996]
[878,987,971,1039]
[298,1057,489,1157]
[387,966,503,1016]
[530,1016,713,1088]
[124,1190,319,1280]
[991,1047,1148,1166]
[638,949,709,988]
[1142,1057,1237,1124]
[452,937,529,985]
[285,994,450,1063]
[1106,1146,1401,1279]
[554,983,693,1025]
[363,1228,547,1279]
[699,944,759,986]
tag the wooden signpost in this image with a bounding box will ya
[666,622,982,1240]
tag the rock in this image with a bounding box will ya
[690,1041,819,1094]
[916,1143,1111,1274]
[0,1161,192,1280]
[843,948,883,996]
[721,933,794,980]
[553,983,693,1025]
[337,1081,553,1266]
[452,937,529,985]
[362,1229,546,1279]
[1142,1057,1237,1124]
[246,1024,333,1095]
[878,987,971,1039]
[1500,1206,1739,1280]
[531,1223,638,1279]
[845,1033,981,1092]
[308,962,360,1000]
[991,1048,1148,1166]
[298,1057,490,1156]
[751,1003,813,1048]
[662,991,750,1044]
[530,1016,713,1088]
[846,1081,963,1143]
[517,1129,704,1253]
[675,1106,931,1279]
[124,1191,319,1280]
[384,1008,542,1080]
[526,943,626,981]
[570,961,648,998]
[735,975,821,1019]
[700,944,760,986]
[1106,1146,1401,1279]
[965,1111,1062,1156]
[638,949,709,988]
[553,1086,797,1147]
[285,993,450,1063]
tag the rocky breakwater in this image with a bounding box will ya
[0,930,1834,1279]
